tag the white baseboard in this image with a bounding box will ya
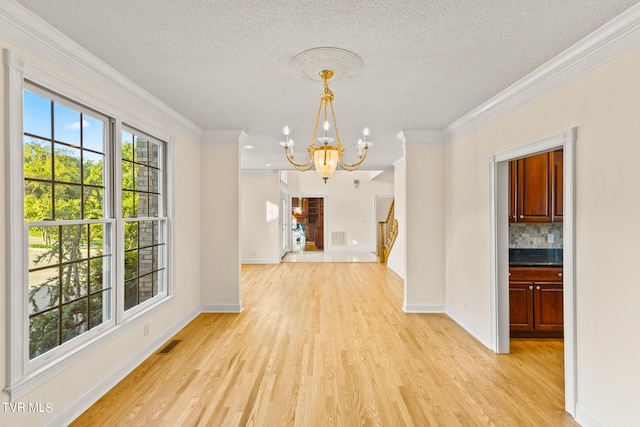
[576,403,606,427]
[445,308,492,349]
[241,258,280,264]
[402,303,445,313]
[201,303,243,313]
[45,307,201,427]
[323,248,376,253]
[386,260,404,279]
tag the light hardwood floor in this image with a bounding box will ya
[71,263,578,426]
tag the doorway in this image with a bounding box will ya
[291,197,324,253]
[280,192,290,258]
[490,128,576,416]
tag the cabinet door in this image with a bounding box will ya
[517,152,552,222]
[534,282,564,334]
[509,282,534,332]
[552,149,563,222]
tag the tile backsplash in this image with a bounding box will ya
[509,223,563,248]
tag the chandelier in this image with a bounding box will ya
[280,69,372,183]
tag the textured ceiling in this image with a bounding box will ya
[14,0,640,170]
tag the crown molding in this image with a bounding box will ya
[397,130,445,146]
[445,3,640,142]
[201,129,245,145]
[0,0,202,142]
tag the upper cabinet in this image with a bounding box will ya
[552,150,563,222]
[509,149,563,223]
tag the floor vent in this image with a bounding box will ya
[157,339,182,355]
[331,231,347,246]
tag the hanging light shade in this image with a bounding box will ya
[314,145,339,179]
[279,69,372,183]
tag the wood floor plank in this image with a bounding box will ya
[71,262,578,426]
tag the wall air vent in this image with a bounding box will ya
[331,231,347,246]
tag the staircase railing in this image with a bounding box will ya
[377,199,398,263]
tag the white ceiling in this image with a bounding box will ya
[14,0,640,170]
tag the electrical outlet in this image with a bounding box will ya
[548,233,554,244]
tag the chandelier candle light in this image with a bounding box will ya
[280,69,372,183]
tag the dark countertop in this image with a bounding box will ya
[509,248,563,267]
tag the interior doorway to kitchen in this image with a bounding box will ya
[490,127,576,416]
[290,197,324,253]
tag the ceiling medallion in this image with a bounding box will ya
[289,47,364,83]
[280,50,372,183]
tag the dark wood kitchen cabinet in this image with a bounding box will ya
[509,150,563,223]
[509,266,564,338]
[552,150,563,221]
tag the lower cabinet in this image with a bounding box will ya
[509,267,564,338]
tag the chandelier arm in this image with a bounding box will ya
[283,147,314,170]
[292,163,315,172]
[338,148,370,170]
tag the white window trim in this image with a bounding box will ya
[4,49,176,400]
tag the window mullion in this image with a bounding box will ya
[111,119,125,323]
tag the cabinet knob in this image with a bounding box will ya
[529,285,533,290]
[520,214,524,218]
[536,285,541,291]
[558,272,562,277]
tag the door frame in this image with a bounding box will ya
[280,192,290,258]
[489,127,577,416]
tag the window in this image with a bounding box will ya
[24,87,114,359]
[5,50,173,400]
[120,128,167,311]
[16,84,169,370]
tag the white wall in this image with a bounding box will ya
[375,195,393,223]
[387,158,405,277]
[287,169,394,252]
[200,134,241,311]
[240,171,281,263]
[444,42,640,427]
[239,168,395,264]
[403,138,446,312]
